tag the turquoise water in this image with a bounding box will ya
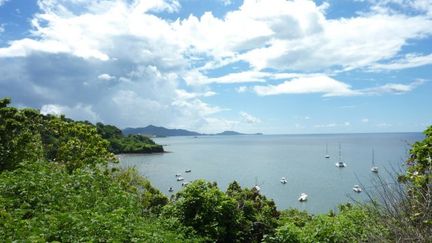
[118,133,423,214]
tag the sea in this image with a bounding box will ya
[118,132,423,214]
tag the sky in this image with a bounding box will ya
[0,0,431,134]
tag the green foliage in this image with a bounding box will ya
[163,180,242,242]
[164,180,279,242]
[96,122,164,154]
[1,97,115,172]
[0,98,44,171]
[226,181,280,242]
[400,125,432,190]
[0,161,197,242]
[41,116,115,172]
[113,168,169,214]
[264,205,387,243]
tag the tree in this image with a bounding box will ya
[0,98,43,171]
[163,180,242,242]
[41,116,115,172]
[226,181,280,242]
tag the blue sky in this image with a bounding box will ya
[0,0,431,134]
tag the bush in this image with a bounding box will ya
[264,205,386,243]
[163,180,242,242]
[0,161,196,242]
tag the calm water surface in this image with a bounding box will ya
[118,133,423,214]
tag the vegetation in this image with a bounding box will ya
[96,122,164,154]
[264,204,387,242]
[1,97,431,242]
[362,126,432,242]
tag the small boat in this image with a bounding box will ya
[298,193,308,202]
[175,173,182,177]
[371,149,378,173]
[185,169,191,173]
[181,182,190,187]
[325,143,330,159]
[335,144,346,167]
[280,177,287,184]
[168,187,173,192]
[353,185,362,193]
[335,161,346,167]
[253,177,262,192]
[176,176,184,181]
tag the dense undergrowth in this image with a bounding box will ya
[1,97,430,242]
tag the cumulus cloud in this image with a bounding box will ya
[253,75,360,97]
[240,111,261,124]
[98,73,116,81]
[0,0,228,132]
[40,103,100,123]
[236,86,248,93]
[362,118,369,123]
[0,0,430,133]
[252,75,425,97]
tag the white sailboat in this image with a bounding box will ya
[335,143,347,167]
[325,143,330,159]
[371,149,378,173]
[280,177,287,184]
[352,185,362,193]
[298,193,308,202]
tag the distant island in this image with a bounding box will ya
[123,125,263,137]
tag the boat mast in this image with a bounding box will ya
[338,143,342,162]
[326,143,328,154]
[372,149,375,166]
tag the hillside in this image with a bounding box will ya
[124,125,263,137]
[123,125,201,137]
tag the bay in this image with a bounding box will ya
[118,132,423,214]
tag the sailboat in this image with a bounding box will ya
[325,143,330,158]
[335,143,347,167]
[298,193,308,202]
[352,185,362,193]
[371,149,378,173]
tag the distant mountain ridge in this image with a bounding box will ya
[123,125,262,137]
[123,125,201,137]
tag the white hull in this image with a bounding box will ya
[335,162,346,167]
[298,193,308,202]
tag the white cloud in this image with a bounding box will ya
[240,111,261,124]
[221,0,233,6]
[236,86,248,93]
[40,103,100,122]
[361,79,425,94]
[253,75,424,97]
[0,24,4,33]
[98,73,115,81]
[175,89,216,99]
[1,0,431,133]
[314,122,350,128]
[371,53,432,70]
[314,123,337,128]
[362,118,369,123]
[253,75,360,97]
[186,70,306,86]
